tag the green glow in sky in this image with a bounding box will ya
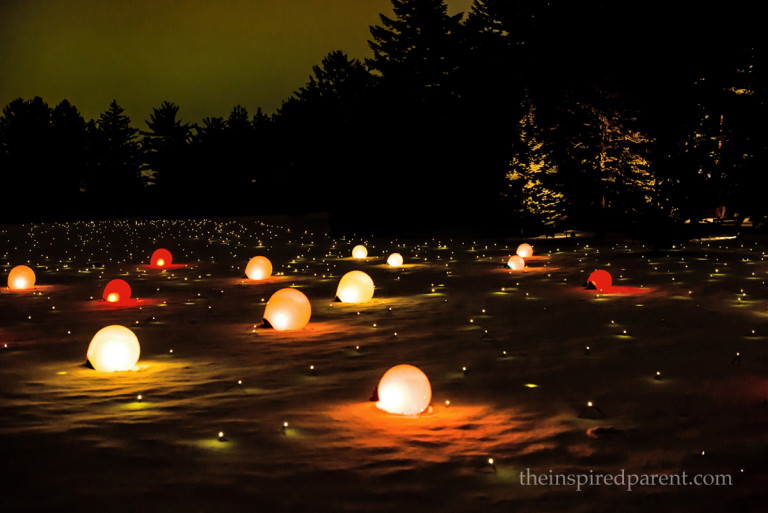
[0,0,473,122]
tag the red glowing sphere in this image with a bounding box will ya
[150,249,172,268]
[103,279,131,303]
[587,269,612,291]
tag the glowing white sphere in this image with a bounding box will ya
[87,325,141,372]
[263,288,312,330]
[336,270,374,303]
[8,265,36,290]
[245,256,273,280]
[516,243,533,258]
[507,255,525,271]
[352,245,368,259]
[377,364,432,415]
[387,253,404,267]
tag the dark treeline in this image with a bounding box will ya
[1,0,765,237]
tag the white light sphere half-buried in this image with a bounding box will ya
[387,253,403,267]
[352,245,368,259]
[263,288,312,330]
[336,270,374,303]
[245,256,273,280]
[377,364,432,415]
[516,243,533,258]
[507,255,525,271]
[87,325,141,372]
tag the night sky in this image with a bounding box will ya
[0,0,473,122]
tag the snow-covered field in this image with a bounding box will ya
[1,216,766,512]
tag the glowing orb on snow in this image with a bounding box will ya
[103,279,131,303]
[7,265,35,290]
[263,288,311,330]
[336,270,374,303]
[352,245,368,259]
[86,325,141,372]
[587,269,612,291]
[376,364,432,415]
[387,253,404,267]
[516,243,533,258]
[245,256,273,280]
[507,255,525,271]
[150,248,172,268]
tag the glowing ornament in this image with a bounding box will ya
[376,364,432,415]
[387,253,404,267]
[263,288,311,330]
[336,270,374,303]
[587,269,612,291]
[352,245,368,259]
[507,255,525,271]
[103,279,131,303]
[150,248,172,268]
[7,265,35,290]
[86,325,140,372]
[245,256,273,280]
[516,243,533,258]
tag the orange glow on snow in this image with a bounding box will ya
[323,402,568,471]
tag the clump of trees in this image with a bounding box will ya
[1,0,765,237]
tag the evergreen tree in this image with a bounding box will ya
[252,108,271,134]
[362,0,485,232]
[0,97,60,220]
[676,47,765,222]
[51,99,87,209]
[464,0,542,57]
[224,105,257,203]
[506,97,565,229]
[187,116,226,209]
[557,89,658,227]
[194,116,227,147]
[142,101,193,204]
[367,0,462,103]
[86,100,142,210]
[293,51,374,107]
[274,51,377,216]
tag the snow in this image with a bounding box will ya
[1,216,766,512]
